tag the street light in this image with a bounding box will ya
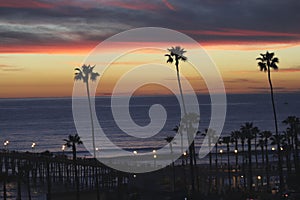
[4,140,9,150]
[220,149,223,166]
[133,150,138,155]
[62,145,65,155]
[95,147,100,158]
[234,149,238,154]
[31,142,36,152]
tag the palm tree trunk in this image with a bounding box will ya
[242,142,246,189]
[27,171,32,200]
[235,141,238,168]
[247,139,253,191]
[175,62,194,192]
[293,127,299,173]
[227,144,232,189]
[265,143,270,189]
[267,66,284,190]
[255,137,258,168]
[170,144,175,192]
[215,142,219,192]
[86,81,96,158]
[3,174,7,200]
[261,146,265,167]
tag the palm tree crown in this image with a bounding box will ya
[256,51,279,72]
[64,134,83,161]
[165,46,187,72]
[74,64,100,83]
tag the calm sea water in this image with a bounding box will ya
[0,93,300,156]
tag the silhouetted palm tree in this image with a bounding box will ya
[74,64,99,158]
[240,122,256,191]
[64,134,83,200]
[64,134,83,161]
[238,130,247,189]
[165,136,176,192]
[165,47,196,192]
[202,128,217,192]
[222,136,232,188]
[270,134,286,174]
[260,130,272,188]
[256,51,283,190]
[252,127,260,168]
[283,129,293,174]
[257,139,265,165]
[231,130,240,169]
[283,116,300,173]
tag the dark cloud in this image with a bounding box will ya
[0,0,299,52]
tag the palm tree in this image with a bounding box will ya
[222,136,232,188]
[74,64,99,158]
[165,46,188,115]
[257,139,265,166]
[231,130,240,169]
[240,122,256,191]
[252,127,260,168]
[64,134,83,161]
[202,128,216,192]
[64,134,83,200]
[270,134,286,174]
[238,130,247,189]
[283,116,300,173]
[260,130,272,188]
[283,129,293,174]
[165,46,196,192]
[256,51,283,189]
[165,136,176,192]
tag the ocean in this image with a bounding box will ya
[0,93,300,157]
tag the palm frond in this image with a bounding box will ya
[90,72,100,81]
[258,62,267,72]
[165,54,173,63]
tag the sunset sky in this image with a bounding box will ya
[0,0,300,98]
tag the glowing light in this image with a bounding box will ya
[234,149,238,154]
[220,149,223,154]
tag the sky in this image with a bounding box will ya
[0,0,300,98]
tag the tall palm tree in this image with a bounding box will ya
[256,51,283,189]
[283,116,300,173]
[64,134,83,200]
[165,136,176,192]
[74,64,99,158]
[222,136,232,188]
[165,46,187,115]
[240,122,256,191]
[165,47,197,192]
[231,130,240,169]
